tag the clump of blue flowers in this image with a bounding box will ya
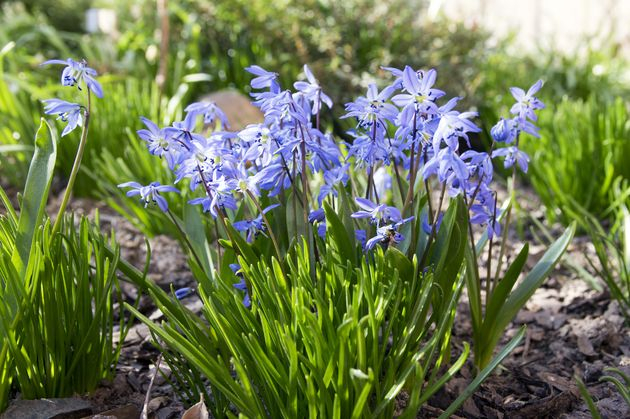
[121,61,545,307]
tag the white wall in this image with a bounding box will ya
[428,0,630,54]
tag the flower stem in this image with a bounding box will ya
[493,165,517,284]
[51,90,91,237]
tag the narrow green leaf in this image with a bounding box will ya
[183,204,213,280]
[438,326,527,419]
[575,375,602,419]
[11,119,57,275]
[385,247,413,280]
[483,243,529,330]
[324,202,356,265]
[492,223,575,339]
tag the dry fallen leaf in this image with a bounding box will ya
[181,394,209,419]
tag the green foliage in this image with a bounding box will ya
[128,212,469,416]
[123,190,534,416]
[578,183,630,321]
[0,119,134,411]
[466,222,575,369]
[20,0,92,33]
[521,97,630,223]
[80,78,192,237]
[0,215,130,404]
[123,0,492,117]
[0,42,40,186]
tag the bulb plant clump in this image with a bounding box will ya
[117,60,574,416]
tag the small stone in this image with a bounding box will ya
[577,335,597,356]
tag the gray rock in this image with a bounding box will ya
[2,398,93,419]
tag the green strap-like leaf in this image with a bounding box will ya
[492,223,575,338]
[475,223,575,368]
[483,243,529,332]
[324,202,356,265]
[438,326,526,419]
[10,119,57,276]
[183,204,214,280]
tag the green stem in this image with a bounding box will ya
[51,90,92,237]
[493,166,517,283]
[488,194,499,298]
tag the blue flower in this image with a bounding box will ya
[230,264,251,308]
[308,208,327,238]
[364,217,414,251]
[422,212,443,234]
[432,104,481,152]
[460,150,493,184]
[391,66,444,114]
[510,80,545,122]
[41,58,103,98]
[137,117,182,169]
[341,83,398,130]
[42,99,83,136]
[233,279,251,308]
[308,208,325,223]
[117,181,179,212]
[345,132,388,169]
[351,197,403,225]
[492,147,530,173]
[294,64,333,114]
[232,204,279,242]
[317,164,349,205]
[490,118,518,144]
[423,147,469,186]
[164,112,206,146]
[185,101,230,129]
[355,229,367,248]
[245,65,280,91]
[470,200,501,240]
[174,287,195,300]
[257,163,293,196]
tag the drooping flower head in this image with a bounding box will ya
[185,101,230,129]
[118,181,180,212]
[42,99,83,136]
[41,58,103,98]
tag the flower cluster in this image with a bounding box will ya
[119,64,346,234]
[342,66,544,240]
[123,62,546,307]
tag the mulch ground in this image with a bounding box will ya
[2,183,629,418]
